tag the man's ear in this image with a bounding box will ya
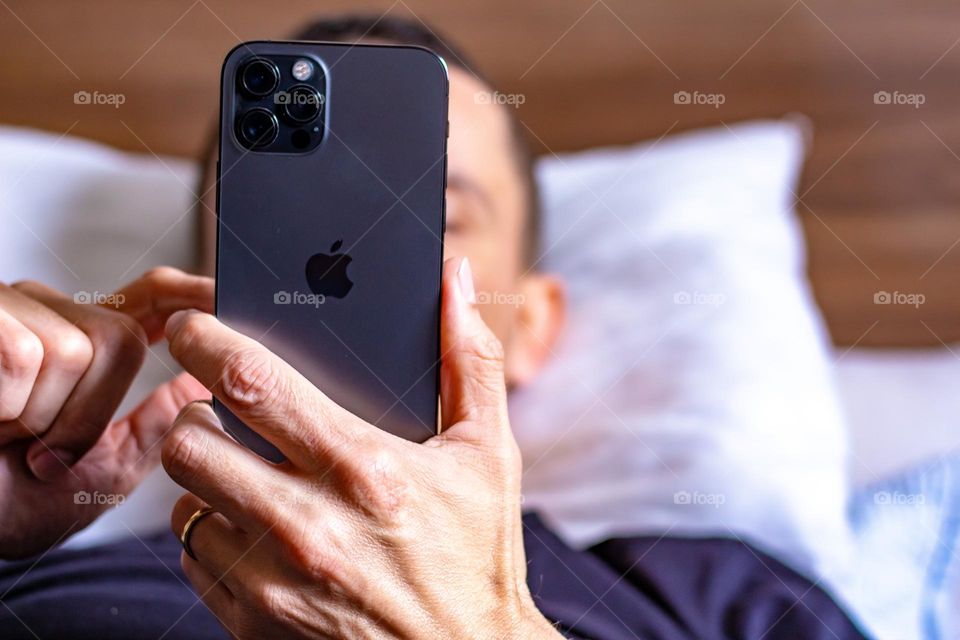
[504,273,566,388]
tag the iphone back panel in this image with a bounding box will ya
[216,41,448,461]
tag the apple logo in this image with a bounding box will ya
[305,239,354,298]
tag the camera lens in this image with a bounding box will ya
[240,58,279,96]
[237,108,278,148]
[282,85,323,124]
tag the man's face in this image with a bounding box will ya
[443,67,528,345]
[200,65,562,387]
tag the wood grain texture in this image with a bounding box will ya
[1,0,958,346]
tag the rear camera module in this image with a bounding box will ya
[232,54,325,153]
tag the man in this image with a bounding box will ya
[0,15,868,639]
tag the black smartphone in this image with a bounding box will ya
[215,41,448,462]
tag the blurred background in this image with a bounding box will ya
[1,0,959,347]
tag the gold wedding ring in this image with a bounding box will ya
[180,506,216,561]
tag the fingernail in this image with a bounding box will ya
[28,447,76,482]
[166,309,190,337]
[457,257,476,304]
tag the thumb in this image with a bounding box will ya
[439,257,510,439]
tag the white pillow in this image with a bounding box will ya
[509,119,856,596]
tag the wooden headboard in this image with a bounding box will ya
[1,0,958,346]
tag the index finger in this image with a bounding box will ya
[164,309,381,469]
[112,267,215,342]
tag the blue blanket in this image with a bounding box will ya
[847,453,960,639]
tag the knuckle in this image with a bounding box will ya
[142,265,182,285]
[168,312,207,357]
[42,328,93,375]
[161,424,205,483]
[220,349,283,410]
[350,448,411,523]
[141,266,183,296]
[279,530,347,586]
[471,329,506,369]
[10,279,43,295]
[0,331,43,378]
[460,330,508,409]
[252,580,292,621]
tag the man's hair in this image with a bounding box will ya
[286,15,540,266]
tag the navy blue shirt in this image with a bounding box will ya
[0,512,867,639]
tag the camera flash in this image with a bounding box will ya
[292,59,313,81]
